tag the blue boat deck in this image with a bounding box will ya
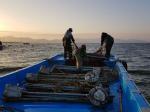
[2,81,121,112]
[0,54,150,112]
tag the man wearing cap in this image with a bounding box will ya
[62,28,76,60]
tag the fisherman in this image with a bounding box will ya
[96,32,114,57]
[62,28,76,60]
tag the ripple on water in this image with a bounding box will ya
[0,42,150,102]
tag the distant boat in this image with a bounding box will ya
[0,41,3,50]
[23,42,30,45]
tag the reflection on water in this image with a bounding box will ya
[0,42,150,102]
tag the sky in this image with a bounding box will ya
[0,0,150,41]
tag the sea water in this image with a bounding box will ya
[0,42,150,102]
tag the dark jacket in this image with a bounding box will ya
[101,34,114,46]
[63,31,75,47]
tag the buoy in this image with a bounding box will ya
[94,89,105,101]
[88,86,108,106]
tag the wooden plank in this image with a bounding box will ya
[37,74,84,79]
[24,83,91,93]
[23,91,87,97]
[4,97,88,103]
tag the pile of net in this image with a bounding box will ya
[3,65,118,107]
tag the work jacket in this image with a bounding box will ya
[101,34,114,46]
[63,31,75,47]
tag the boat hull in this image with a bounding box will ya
[0,54,149,112]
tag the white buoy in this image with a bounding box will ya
[94,89,105,102]
[88,86,107,106]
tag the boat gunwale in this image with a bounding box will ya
[0,54,150,112]
[116,61,150,112]
[0,53,60,78]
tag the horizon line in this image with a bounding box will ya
[0,30,102,35]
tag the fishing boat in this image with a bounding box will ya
[0,41,3,50]
[0,54,150,112]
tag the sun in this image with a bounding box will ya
[0,21,10,31]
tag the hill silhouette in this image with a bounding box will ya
[0,31,149,43]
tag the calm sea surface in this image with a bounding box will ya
[0,42,150,102]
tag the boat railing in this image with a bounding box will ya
[116,62,150,112]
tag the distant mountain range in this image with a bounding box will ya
[0,36,51,43]
[0,31,149,43]
[0,36,149,43]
